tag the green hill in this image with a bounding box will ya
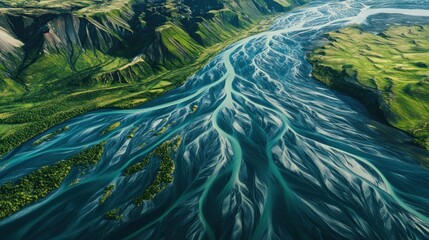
[309,26,429,150]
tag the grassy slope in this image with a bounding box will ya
[308,26,429,150]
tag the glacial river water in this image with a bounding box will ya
[1,0,429,239]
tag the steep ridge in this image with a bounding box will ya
[0,0,308,156]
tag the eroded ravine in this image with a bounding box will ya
[1,0,429,239]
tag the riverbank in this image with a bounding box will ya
[308,26,429,152]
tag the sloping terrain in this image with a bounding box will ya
[309,26,429,149]
[0,0,309,156]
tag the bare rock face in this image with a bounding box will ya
[0,27,24,77]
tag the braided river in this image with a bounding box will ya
[1,0,429,239]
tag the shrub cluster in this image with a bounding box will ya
[0,142,105,220]
[133,137,181,206]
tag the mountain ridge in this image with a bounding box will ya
[0,0,310,157]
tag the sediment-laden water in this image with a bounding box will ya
[1,0,429,239]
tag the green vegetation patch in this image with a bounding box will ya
[308,26,429,150]
[99,184,115,205]
[0,160,72,220]
[192,104,198,113]
[273,0,292,7]
[104,208,122,221]
[69,178,81,186]
[127,127,138,139]
[33,126,69,146]
[0,142,105,219]
[155,125,170,136]
[133,137,182,206]
[155,23,204,67]
[101,121,121,135]
[68,142,105,166]
[123,155,151,176]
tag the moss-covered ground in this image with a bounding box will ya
[309,26,429,150]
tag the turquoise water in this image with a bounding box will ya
[1,0,429,239]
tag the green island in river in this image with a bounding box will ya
[309,25,429,152]
[0,142,105,220]
[104,137,181,220]
[129,137,181,207]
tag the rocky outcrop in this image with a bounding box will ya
[0,27,24,77]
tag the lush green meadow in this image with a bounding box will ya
[309,26,429,149]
